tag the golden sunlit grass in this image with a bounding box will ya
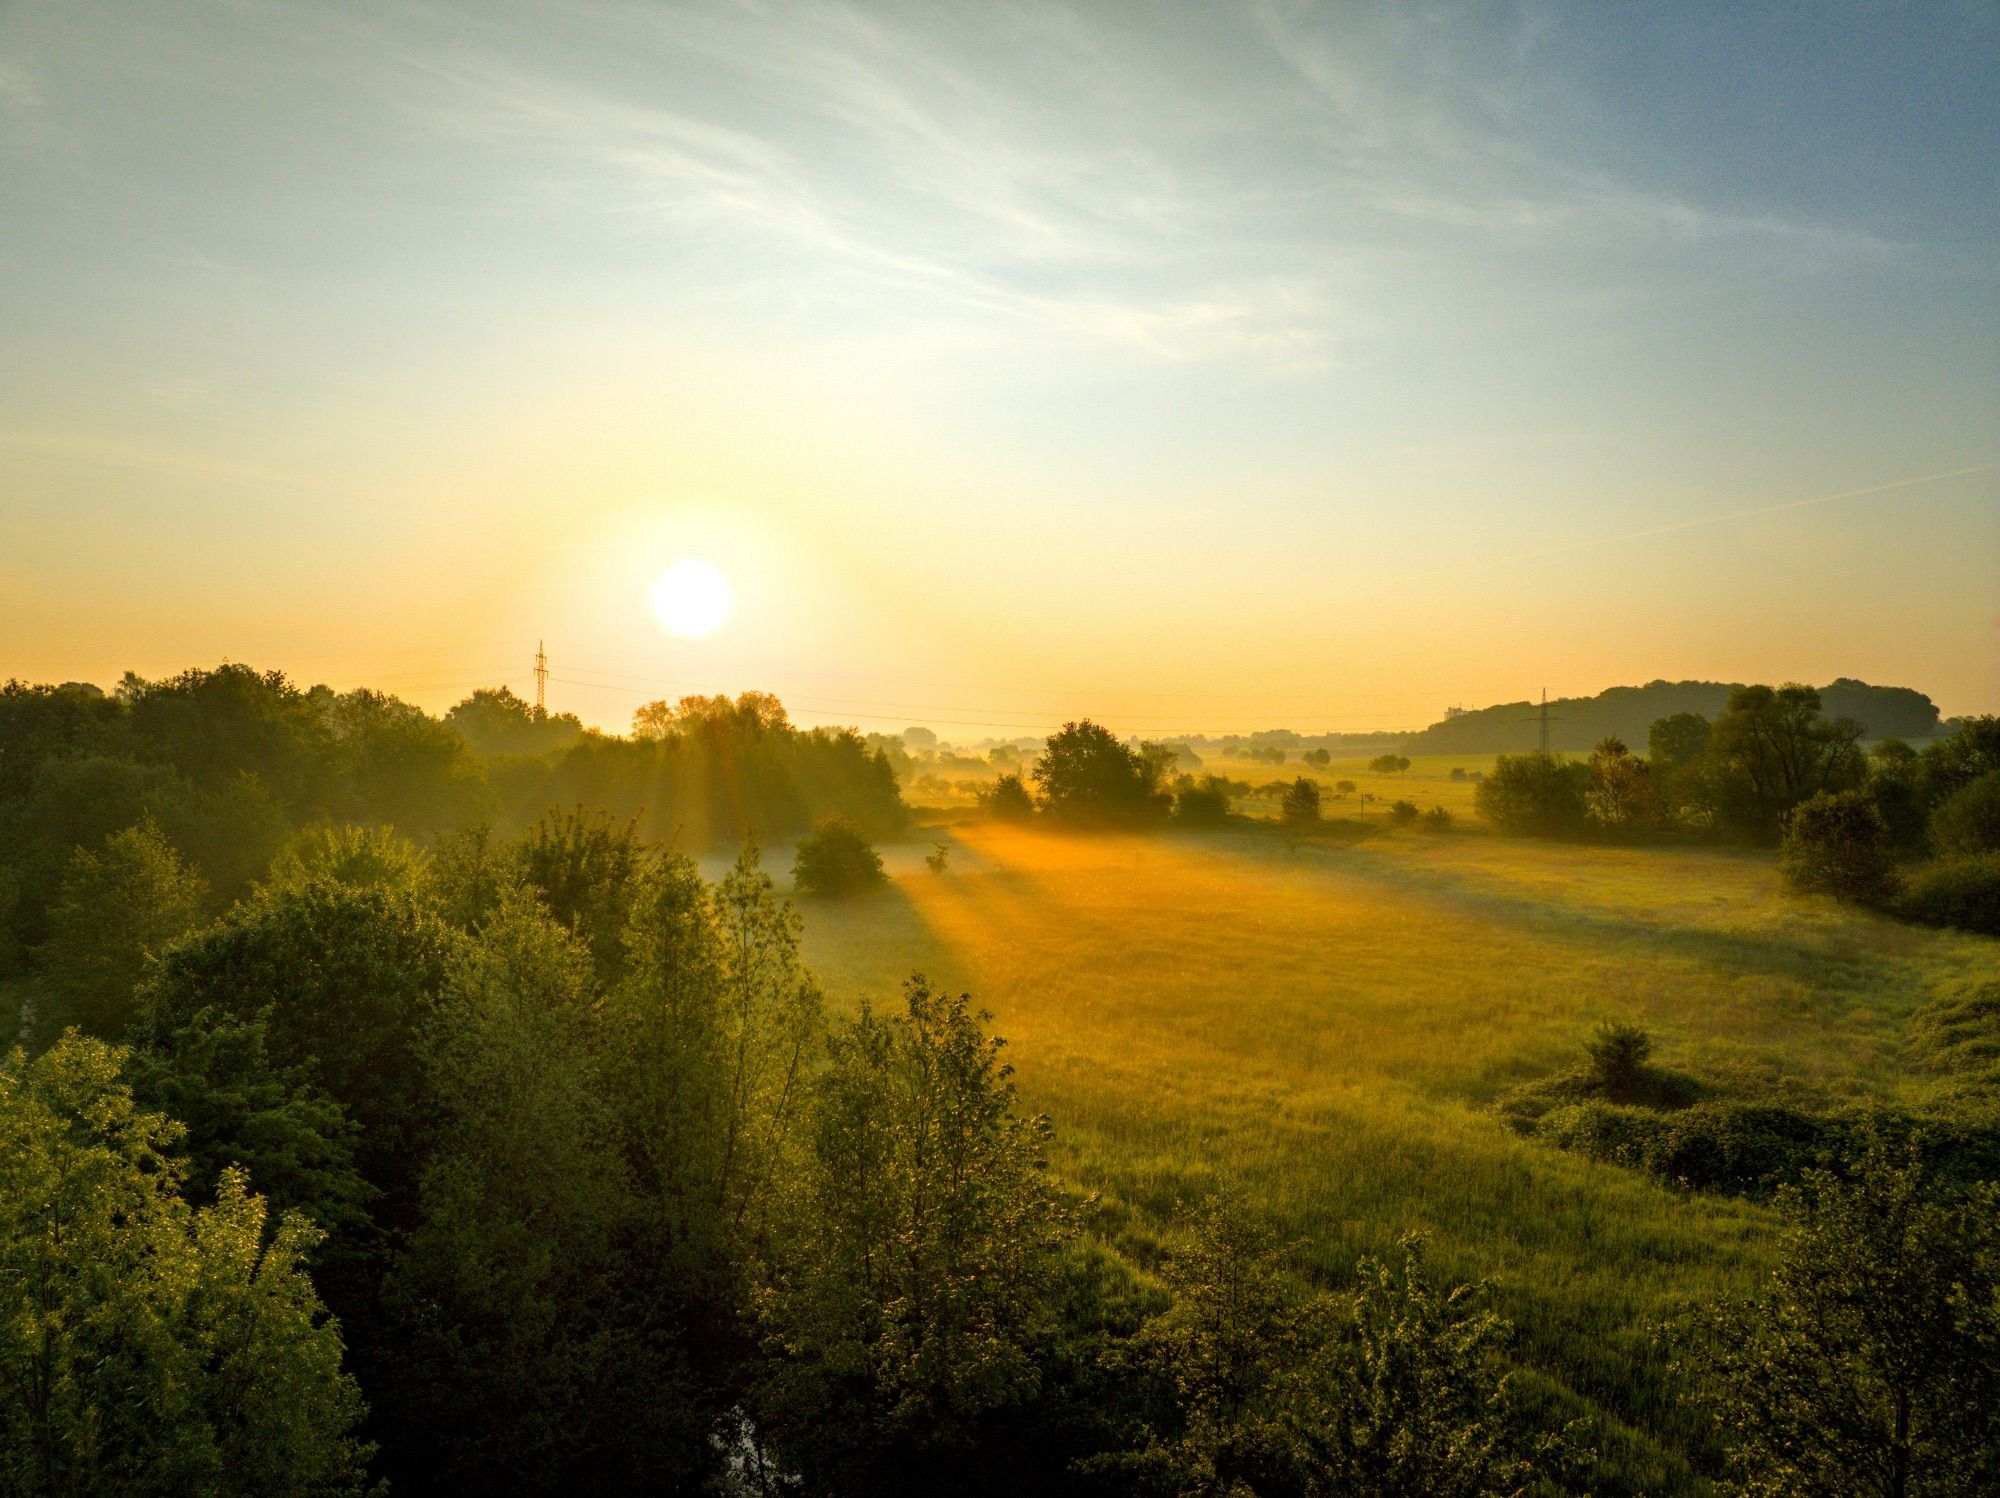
[797,822,2000,1491]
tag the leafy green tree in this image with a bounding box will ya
[1289,1236,1582,1498]
[120,663,332,813]
[1476,754,1590,838]
[1034,721,1170,826]
[1280,777,1322,826]
[1929,770,2000,857]
[1707,684,1866,842]
[264,822,423,893]
[385,894,707,1489]
[0,1034,371,1497]
[793,815,887,895]
[445,685,585,757]
[325,687,485,834]
[755,978,1071,1487]
[1674,1142,2000,1497]
[32,818,208,1039]
[123,1007,371,1244]
[1648,711,1712,771]
[1587,735,1657,832]
[1389,798,1419,826]
[512,806,639,982]
[1916,716,2000,806]
[1369,754,1412,775]
[980,772,1037,821]
[1175,775,1235,827]
[137,878,460,1215]
[1781,789,1898,904]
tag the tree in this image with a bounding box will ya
[1033,721,1169,826]
[1175,775,1235,827]
[1707,684,1865,842]
[793,815,888,895]
[512,806,639,981]
[1648,711,1712,771]
[1389,799,1419,826]
[1929,770,2000,857]
[1673,1142,2000,1497]
[447,685,583,756]
[754,979,1071,1487]
[1288,1236,1581,1498]
[1422,805,1453,831]
[32,818,208,1039]
[1280,777,1322,826]
[264,821,422,893]
[979,773,1036,822]
[0,1034,371,1497]
[1475,754,1590,838]
[1781,789,1898,904]
[1335,780,1357,795]
[1587,735,1657,833]
[1369,754,1411,775]
[1303,748,1331,768]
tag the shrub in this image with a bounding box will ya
[1475,753,1590,838]
[1779,788,1897,904]
[1174,775,1233,826]
[1895,853,2000,936]
[1930,770,2000,856]
[792,816,887,896]
[1421,805,1452,831]
[1368,754,1411,774]
[1585,1021,1653,1095]
[1280,777,1321,826]
[978,773,1036,822]
[1449,767,1467,782]
[1387,799,1418,827]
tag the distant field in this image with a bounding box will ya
[797,821,1999,1493]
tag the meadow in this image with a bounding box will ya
[794,816,1999,1492]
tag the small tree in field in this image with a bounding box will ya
[978,772,1036,822]
[1280,777,1321,826]
[792,816,886,896]
[1780,788,1897,904]
[1389,799,1418,827]
[1369,754,1411,775]
[1335,780,1356,796]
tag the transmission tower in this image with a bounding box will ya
[534,641,548,720]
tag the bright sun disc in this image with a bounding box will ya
[648,557,734,639]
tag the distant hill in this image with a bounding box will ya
[1400,678,1942,757]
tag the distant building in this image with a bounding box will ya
[1443,705,1466,719]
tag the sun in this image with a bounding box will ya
[648,557,734,639]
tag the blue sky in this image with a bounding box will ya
[2,1,1994,733]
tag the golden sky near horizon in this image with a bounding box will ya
[3,3,1996,736]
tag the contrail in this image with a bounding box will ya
[1445,459,1999,574]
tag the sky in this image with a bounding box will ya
[2,0,1995,737]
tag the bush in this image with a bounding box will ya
[1388,799,1418,827]
[1420,805,1452,831]
[1174,775,1233,826]
[1895,853,2000,936]
[1780,789,1897,904]
[978,773,1036,822]
[1280,777,1321,826]
[1368,754,1410,774]
[1475,753,1590,838]
[792,816,887,896]
[1585,1021,1653,1095]
[1930,770,2000,856]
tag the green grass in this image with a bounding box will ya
[795,821,2000,1493]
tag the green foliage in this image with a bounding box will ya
[981,771,1038,821]
[1280,776,1322,826]
[1671,1143,2000,1497]
[1781,789,1898,905]
[1648,711,1712,771]
[1908,983,2000,1092]
[1174,775,1235,826]
[1369,753,1412,774]
[444,685,584,757]
[0,1034,371,1497]
[1035,721,1171,826]
[1421,804,1453,831]
[1475,752,1591,837]
[138,878,460,1211]
[793,814,888,895]
[1707,684,1866,842]
[1585,1021,1654,1095]
[512,806,639,979]
[1915,715,2000,806]
[1928,770,2000,857]
[754,978,1071,1487]
[1893,853,2000,936]
[264,822,423,894]
[1388,798,1419,826]
[32,818,208,1039]
[1587,736,1658,833]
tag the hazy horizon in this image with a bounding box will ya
[4,2,1996,732]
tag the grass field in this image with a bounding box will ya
[794,819,2000,1493]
